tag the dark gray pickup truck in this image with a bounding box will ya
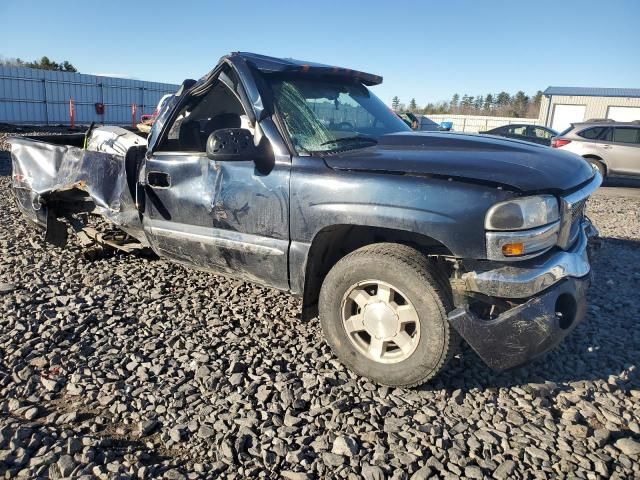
[9,52,601,387]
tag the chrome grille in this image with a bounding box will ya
[557,173,602,250]
[561,197,588,248]
[571,199,587,225]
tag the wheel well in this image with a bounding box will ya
[301,225,453,320]
[583,155,607,172]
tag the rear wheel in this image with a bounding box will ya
[319,243,454,387]
[585,157,606,178]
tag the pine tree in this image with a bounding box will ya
[512,91,530,117]
[532,90,543,107]
[527,90,544,117]
[60,61,77,72]
[421,90,544,118]
[1,55,79,72]
[484,94,494,112]
[391,96,400,111]
[496,91,511,106]
[461,95,475,110]
[409,98,418,112]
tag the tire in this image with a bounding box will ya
[586,158,606,178]
[319,243,454,387]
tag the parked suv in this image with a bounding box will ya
[551,120,640,178]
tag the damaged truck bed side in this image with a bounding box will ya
[10,52,601,387]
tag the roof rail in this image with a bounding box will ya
[584,118,616,123]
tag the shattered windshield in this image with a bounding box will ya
[268,77,410,153]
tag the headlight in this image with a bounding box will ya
[485,195,559,231]
[485,195,561,261]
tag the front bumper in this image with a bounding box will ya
[462,221,598,298]
[448,221,598,371]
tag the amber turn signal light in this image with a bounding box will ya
[502,242,525,256]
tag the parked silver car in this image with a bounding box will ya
[551,120,640,178]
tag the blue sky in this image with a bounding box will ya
[2,0,638,106]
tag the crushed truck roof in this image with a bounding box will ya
[229,51,383,86]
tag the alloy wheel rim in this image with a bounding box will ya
[341,280,420,364]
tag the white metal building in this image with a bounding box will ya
[539,87,640,132]
[0,65,179,125]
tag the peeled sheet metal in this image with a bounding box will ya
[9,127,147,240]
[86,125,147,155]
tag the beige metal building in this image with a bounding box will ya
[539,87,640,133]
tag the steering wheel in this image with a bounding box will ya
[335,121,354,131]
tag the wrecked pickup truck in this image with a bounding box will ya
[9,52,601,387]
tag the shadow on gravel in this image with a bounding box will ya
[0,152,10,176]
[424,236,640,393]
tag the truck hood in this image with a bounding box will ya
[323,132,595,192]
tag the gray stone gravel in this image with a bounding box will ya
[1,130,639,478]
[0,124,69,154]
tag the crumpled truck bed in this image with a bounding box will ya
[9,126,148,243]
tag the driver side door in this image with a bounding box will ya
[141,75,291,290]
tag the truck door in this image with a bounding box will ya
[141,74,291,290]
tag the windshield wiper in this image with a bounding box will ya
[320,135,378,146]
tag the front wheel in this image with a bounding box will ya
[319,243,454,387]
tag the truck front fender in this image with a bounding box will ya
[288,156,515,297]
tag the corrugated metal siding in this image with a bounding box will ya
[0,65,179,125]
[427,114,540,133]
[539,95,640,126]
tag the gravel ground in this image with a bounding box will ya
[1,129,639,479]
[0,124,71,153]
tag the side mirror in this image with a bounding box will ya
[206,128,260,161]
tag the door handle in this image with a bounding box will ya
[147,171,171,188]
